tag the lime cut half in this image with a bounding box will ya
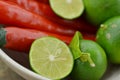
[49,0,84,19]
[29,37,74,79]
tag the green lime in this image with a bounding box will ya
[83,0,120,26]
[69,31,107,80]
[29,36,74,80]
[70,40,107,80]
[49,0,84,19]
[96,16,120,64]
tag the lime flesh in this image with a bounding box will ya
[29,37,74,79]
[49,0,84,19]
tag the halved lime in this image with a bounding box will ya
[49,0,84,19]
[29,37,74,79]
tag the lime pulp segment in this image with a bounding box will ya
[29,37,74,80]
[49,0,84,19]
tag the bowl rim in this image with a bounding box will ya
[0,48,49,80]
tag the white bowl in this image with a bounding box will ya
[0,48,49,80]
[0,48,120,80]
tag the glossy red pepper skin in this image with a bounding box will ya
[37,0,49,4]
[1,27,72,52]
[0,1,76,36]
[0,26,95,52]
[4,0,97,34]
[82,33,96,41]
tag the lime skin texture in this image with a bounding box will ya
[83,0,120,26]
[96,16,120,64]
[70,40,107,80]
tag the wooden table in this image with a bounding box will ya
[0,59,25,80]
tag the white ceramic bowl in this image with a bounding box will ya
[0,48,120,80]
[0,48,49,80]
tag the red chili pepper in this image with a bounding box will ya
[0,27,72,52]
[82,32,96,41]
[4,0,97,34]
[37,0,49,4]
[0,1,76,36]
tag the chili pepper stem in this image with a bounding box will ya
[80,53,96,67]
[0,27,6,47]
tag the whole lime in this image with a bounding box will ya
[96,16,120,64]
[83,0,120,26]
[70,40,107,80]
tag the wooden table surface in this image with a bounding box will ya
[0,59,25,80]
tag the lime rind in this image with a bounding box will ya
[69,31,96,67]
[29,36,74,80]
[69,31,83,59]
[49,0,84,19]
